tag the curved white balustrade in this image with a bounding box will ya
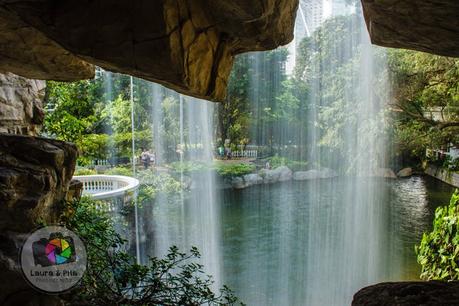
[73,175,140,211]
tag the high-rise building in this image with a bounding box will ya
[300,0,325,34]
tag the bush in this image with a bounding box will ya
[136,170,184,204]
[416,190,459,280]
[169,161,208,174]
[215,162,255,178]
[268,155,308,171]
[61,197,241,305]
[104,166,133,176]
[76,133,110,166]
[74,168,97,176]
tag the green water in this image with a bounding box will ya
[137,175,453,305]
[217,176,453,305]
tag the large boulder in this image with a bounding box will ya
[397,167,413,178]
[243,173,263,186]
[361,0,459,57]
[260,166,292,184]
[230,173,263,189]
[231,176,247,189]
[0,0,298,101]
[0,73,45,135]
[0,134,78,232]
[275,166,293,182]
[352,281,459,306]
[372,168,397,179]
[0,134,78,305]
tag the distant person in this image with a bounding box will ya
[218,146,224,158]
[265,161,271,170]
[150,151,156,166]
[141,148,150,169]
[225,146,232,159]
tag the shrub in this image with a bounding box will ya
[169,161,208,174]
[416,190,459,280]
[136,170,184,204]
[61,197,241,305]
[73,168,97,176]
[268,155,308,171]
[215,162,255,178]
[104,166,133,176]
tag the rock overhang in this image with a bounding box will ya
[361,0,459,58]
[0,0,298,102]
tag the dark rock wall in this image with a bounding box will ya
[0,73,45,135]
[0,134,78,232]
[0,134,77,305]
[361,0,459,57]
[352,281,459,306]
[0,0,298,101]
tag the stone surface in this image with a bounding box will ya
[260,168,281,184]
[352,281,459,306]
[243,173,264,186]
[373,168,397,179]
[293,168,338,180]
[0,134,78,232]
[0,232,64,306]
[275,166,293,182]
[294,170,320,180]
[0,73,45,135]
[260,166,293,184]
[0,134,78,305]
[0,0,298,101]
[425,164,459,188]
[362,0,459,57]
[397,167,413,178]
[0,7,94,81]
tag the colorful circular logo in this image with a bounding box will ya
[45,238,73,265]
[20,225,87,293]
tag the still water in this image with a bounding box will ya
[136,175,453,306]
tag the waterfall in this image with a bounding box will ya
[293,2,390,305]
[145,91,222,289]
[98,1,393,304]
[233,1,391,305]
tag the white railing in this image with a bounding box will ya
[427,148,459,160]
[73,175,140,211]
[232,150,258,158]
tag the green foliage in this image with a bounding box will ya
[76,133,110,166]
[73,168,97,176]
[215,162,255,178]
[416,190,459,280]
[62,197,241,305]
[268,155,309,171]
[389,49,459,161]
[136,170,184,204]
[104,166,133,176]
[169,161,208,174]
[44,80,103,142]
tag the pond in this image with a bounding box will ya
[133,175,454,306]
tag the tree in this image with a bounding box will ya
[388,50,459,160]
[44,80,103,142]
[217,54,250,146]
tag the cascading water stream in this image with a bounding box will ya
[96,1,431,305]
